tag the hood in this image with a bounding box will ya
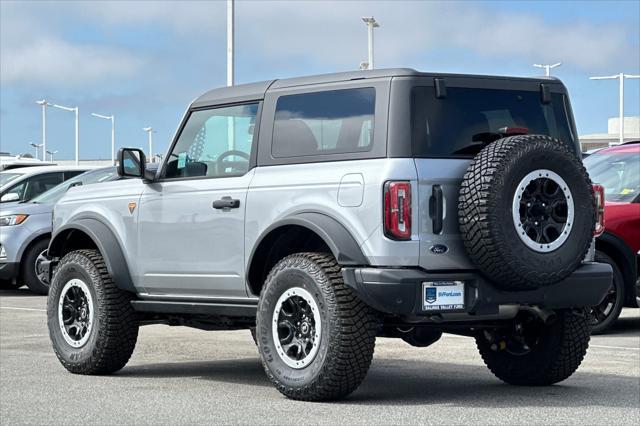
[0,201,53,216]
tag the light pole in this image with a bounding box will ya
[143,127,154,162]
[46,150,58,161]
[50,103,80,164]
[36,100,50,161]
[91,113,115,165]
[361,17,379,70]
[590,73,640,146]
[533,62,562,77]
[29,142,43,159]
[227,0,234,87]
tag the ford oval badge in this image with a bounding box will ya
[430,244,448,254]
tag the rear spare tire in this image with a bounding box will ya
[459,135,595,290]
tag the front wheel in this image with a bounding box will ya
[256,253,378,401]
[476,310,590,386]
[47,249,139,375]
[22,239,50,295]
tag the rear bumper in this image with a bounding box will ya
[342,262,612,318]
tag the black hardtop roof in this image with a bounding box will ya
[191,68,560,107]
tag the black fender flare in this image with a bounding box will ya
[48,218,136,293]
[248,212,369,270]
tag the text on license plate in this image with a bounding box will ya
[422,281,465,311]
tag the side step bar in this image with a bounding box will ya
[131,299,258,317]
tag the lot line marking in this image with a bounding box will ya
[0,306,46,312]
[590,344,639,351]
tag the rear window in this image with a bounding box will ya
[412,87,576,157]
[272,88,375,158]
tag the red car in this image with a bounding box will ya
[584,141,640,333]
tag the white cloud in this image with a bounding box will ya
[1,38,144,87]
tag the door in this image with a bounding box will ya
[137,102,260,298]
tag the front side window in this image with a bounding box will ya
[24,173,64,201]
[163,103,259,179]
[272,88,375,158]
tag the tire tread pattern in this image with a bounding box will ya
[48,249,138,375]
[458,135,594,290]
[476,310,590,385]
[258,252,378,401]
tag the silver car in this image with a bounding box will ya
[0,167,119,294]
[45,69,612,401]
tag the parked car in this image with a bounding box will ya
[0,166,90,204]
[0,155,55,171]
[0,167,119,294]
[584,141,640,333]
[43,69,610,401]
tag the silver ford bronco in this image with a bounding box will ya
[44,69,611,401]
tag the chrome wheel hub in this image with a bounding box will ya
[272,287,321,369]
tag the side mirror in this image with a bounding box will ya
[0,193,20,203]
[117,148,156,181]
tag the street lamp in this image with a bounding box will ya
[590,73,640,146]
[143,127,155,162]
[361,17,379,70]
[50,103,80,164]
[227,0,234,87]
[533,62,562,77]
[91,113,115,166]
[46,150,58,162]
[29,142,43,159]
[35,100,50,161]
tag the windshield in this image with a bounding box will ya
[412,87,576,157]
[0,172,23,187]
[584,151,640,203]
[31,167,118,204]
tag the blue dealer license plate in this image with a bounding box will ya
[422,281,465,311]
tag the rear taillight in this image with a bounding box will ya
[384,181,411,240]
[592,184,605,237]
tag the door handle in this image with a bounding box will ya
[429,185,444,234]
[212,196,240,210]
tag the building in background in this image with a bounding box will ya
[580,116,640,151]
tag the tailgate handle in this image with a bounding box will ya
[429,185,444,234]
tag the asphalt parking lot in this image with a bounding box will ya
[1,289,638,425]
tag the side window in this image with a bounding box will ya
[163,103,259,179]
[24,172,64,200]
[1,181,27,202]
[64,170,85,180]
[272,88,375,158]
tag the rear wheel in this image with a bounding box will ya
[22,239,50,295]
[47,249,138,374]
[256,252,378,401]
[476,310,590,386]
[587,251,625,334]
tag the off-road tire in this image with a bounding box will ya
[22,239,50,295]
[459,135,595,290]
[47,249,138,375]
[476,310,590,385]
[249,327,258,345]
[256,252,378,401]
[588,251,625,334]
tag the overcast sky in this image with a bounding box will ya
[1,0,639,160]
